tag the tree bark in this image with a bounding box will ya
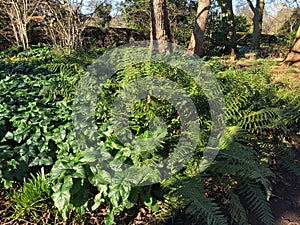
[150,0,171,53]
[283,25,300,67]
[187,0,211,57]
[246,0,264,50]
[217,0,238,59]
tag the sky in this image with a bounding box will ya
[81,0,239,16]
[81,0,124,15]
[81,0,299,17]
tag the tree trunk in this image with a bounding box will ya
[150,0,171,53]
[217,0,238,59]
[283,25,300,67]
[246,0,264,50]
[187,0,211,57]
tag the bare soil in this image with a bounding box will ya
[271,151,300,225]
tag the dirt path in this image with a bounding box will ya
[271,168,300,225]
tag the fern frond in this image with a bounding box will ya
[215,146,273,192]
[283,104,300,127]
[214,127,274,194]
[240,108,282,133]
[225,95,249,123]
[238,182,274,225]
[226,191,248,225]
[217,127,243,149]
[158,194,182,219]
[177,181,227,225]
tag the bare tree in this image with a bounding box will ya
[86,0,112,27]
[0,0,42,50]
[42,0,84,50]
[187,0,211,57]
[150,0,171,53]
[41,0,109,51]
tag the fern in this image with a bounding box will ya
[225,95,248,123]
[158,194,182,220]
[238,182,274,225]
[176,179,228,225]
[240,108,283,133]
[161,60,297,225]
[38,61,84,99]
[213,127,274,192]
[283,103,300,127]
[278,103,300,177]
[215,146,273,192]
[226,191,248,225]
[164,126,275,225]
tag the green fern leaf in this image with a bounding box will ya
[238,182,274,225]
[240,108,282,133]
[226,191,248,225]
[177,181,227,225]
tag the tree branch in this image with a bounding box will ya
[246,0,255,13]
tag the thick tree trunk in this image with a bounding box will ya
[247,0,264,50]
[187,0,211,57]
[217,0,238,59]
[283,25,300,67]
[150,0,171,53]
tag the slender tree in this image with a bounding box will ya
[150,0,171,53]
[41,0,110,51]
[187,0,211,57]
[0,0,42,50]
[246,0,265,50]
[283,25,300,67]
[42,0,85,50]
[217,0,238,58]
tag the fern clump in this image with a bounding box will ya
[163,126,275,225]
[159,59,299,225]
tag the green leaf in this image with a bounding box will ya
[4,131,13,140]
[52,176,73,216]
[108,183,131,209]
[72,165,86,178]
[144,196,159,213]
[104,209,114,225]
[92,185,108,210]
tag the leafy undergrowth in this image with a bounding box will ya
[0,46,299,225]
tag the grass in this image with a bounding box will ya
[8,168,53,223]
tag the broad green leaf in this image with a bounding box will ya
[52,176,73,213]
